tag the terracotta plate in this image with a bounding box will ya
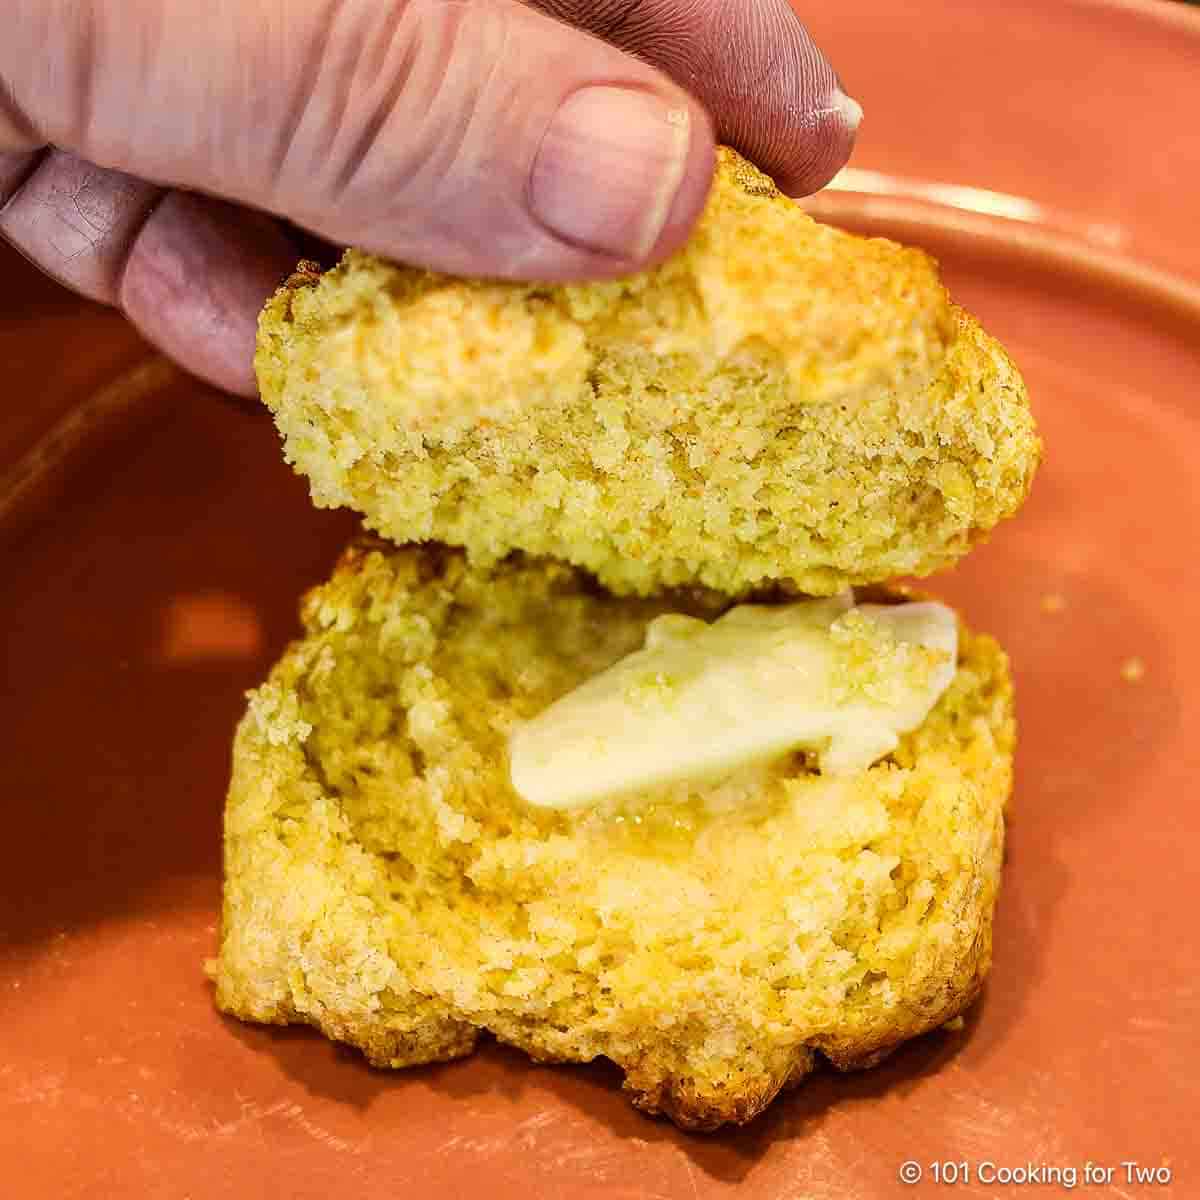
[2,1,1197,1195]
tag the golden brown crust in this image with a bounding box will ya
[216,544,1014,1130]
[255,148,1039,596]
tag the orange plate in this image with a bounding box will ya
[2,2,1198,1195]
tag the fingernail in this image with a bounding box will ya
[832,89,863,132]
[530,86,691,261]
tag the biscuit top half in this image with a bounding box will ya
[256,148,1040,596]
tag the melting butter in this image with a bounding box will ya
[509,593,958,810]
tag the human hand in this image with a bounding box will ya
[0,0,859,396]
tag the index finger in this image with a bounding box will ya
[528,0,859,195]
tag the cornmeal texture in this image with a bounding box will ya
[215,545,1015,1129]
[255,149,1039,596]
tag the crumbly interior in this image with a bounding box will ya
[215,545,1014,1129]
[255,149,1040,597]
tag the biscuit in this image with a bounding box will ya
[215,544,1014,1130]
[255,148,1039,596]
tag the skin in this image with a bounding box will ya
[0,0,857,396]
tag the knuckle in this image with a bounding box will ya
[0,151,161,304]
[312,0,507,211]
[0,149,47,211]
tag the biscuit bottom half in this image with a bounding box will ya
[214,542,1014,1130]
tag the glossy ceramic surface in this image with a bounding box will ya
[2,2,1198,1196]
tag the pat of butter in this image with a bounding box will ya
[509,594,957,810]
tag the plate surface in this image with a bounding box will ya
[2,2,1198,1196]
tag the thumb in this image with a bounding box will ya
[3,0,717,280]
